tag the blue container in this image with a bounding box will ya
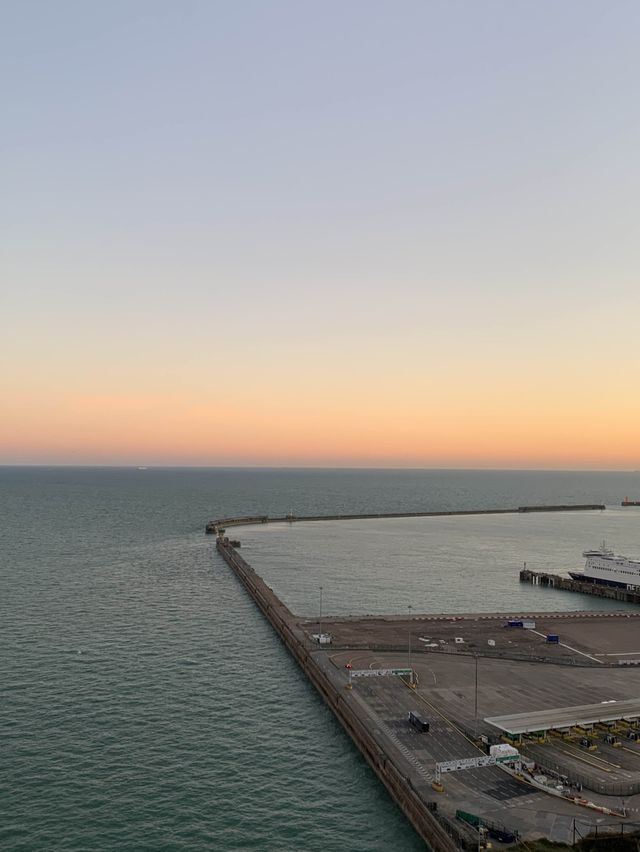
[546,634,559,644]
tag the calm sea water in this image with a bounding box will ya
[2,467,640,851]
[239,509,640,618]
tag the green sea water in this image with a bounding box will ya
[2,467,639,850]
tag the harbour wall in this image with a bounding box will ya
[215,537,462,852]
[206,504,605,534]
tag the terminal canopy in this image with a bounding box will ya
[485,698,640,735]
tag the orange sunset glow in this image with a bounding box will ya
[3,2,639,469]
[3,366,638,467]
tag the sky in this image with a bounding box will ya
[2,0,639,468]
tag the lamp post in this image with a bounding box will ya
[474,654,479,738]
[408,604,413,686]
[319,585,323,641]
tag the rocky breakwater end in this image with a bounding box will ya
[215,536,461,852]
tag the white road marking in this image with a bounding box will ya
[530,629,604,664]
[606,652,640,656]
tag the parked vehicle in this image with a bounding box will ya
[408,711,429,732]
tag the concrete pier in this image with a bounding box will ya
[205,503,605,534]
[216,535,463,851]
[211,507,640,849]
[520,568,640,605]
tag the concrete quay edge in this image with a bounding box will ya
[215,537,462,851]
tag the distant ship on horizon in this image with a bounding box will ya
[622,496,640,506]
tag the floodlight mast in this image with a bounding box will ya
[474,654,479,738]
[408,604,415,687]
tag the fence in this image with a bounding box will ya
[324,641,614,667]
[523,752,640,797]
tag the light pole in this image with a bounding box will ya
[319,585,323,640]
[408,604,413,686]
[474,654,479,738]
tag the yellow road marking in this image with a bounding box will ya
[555,748,613,773]
[555,744,619,770]
[621,746,640,757]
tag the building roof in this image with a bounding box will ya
[485,698,640,735]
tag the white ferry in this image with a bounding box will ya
[569,542,640,590]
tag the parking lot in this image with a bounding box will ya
[319,633,640,841]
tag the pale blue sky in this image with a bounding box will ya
[2,1,640,465]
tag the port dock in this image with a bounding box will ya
[206,503,605,535]
[215,535,462,851]
[211,506,640,849]
[520,568,640,605]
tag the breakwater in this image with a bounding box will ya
[215,536,462,851]
[520,568,640,605]
[206,503,605,534]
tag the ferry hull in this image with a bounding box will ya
[569,572,629,590]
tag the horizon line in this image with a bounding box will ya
[1,463,639,473]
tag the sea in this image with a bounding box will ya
[2,467,640,851]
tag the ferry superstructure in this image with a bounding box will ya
[569,542,640,590]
